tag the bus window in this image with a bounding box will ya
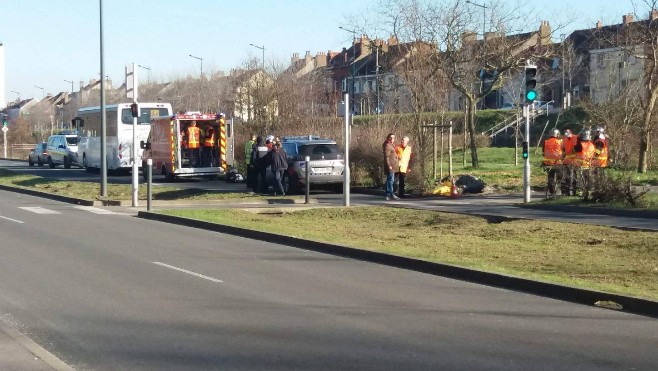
[121,107,170,124]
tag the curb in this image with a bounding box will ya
[137,211,658,319]
[0,184,319,207]
[518,203,658,220]
[0,184,95,206]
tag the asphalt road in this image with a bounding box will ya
[1,189,657,370]
[0,158,248,192]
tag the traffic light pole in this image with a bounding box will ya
[523,104,531,203]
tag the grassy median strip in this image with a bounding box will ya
[159,206,658,301]
[0,168,258,201]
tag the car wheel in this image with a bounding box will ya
[28,158,34,166]
[37,157,43,167]
[64,156,71,169]
[48,156,56,168]
[83,155,93,173]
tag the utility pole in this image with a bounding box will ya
[249,43,266,71]
[189,54,203,77]
[64,80,74,94]
[339,26,357,115]
[99,0,107,197]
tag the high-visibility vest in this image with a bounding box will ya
[574,141,595,168]
[563,135,577,165]
[187,126,200,149]
[395,144,413,173]
[543,137,563,166]
[203,129,215,147]
[592,138,609,168]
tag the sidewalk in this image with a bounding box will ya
[0,320,73,370]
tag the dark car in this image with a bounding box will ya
[271,136,345,194]
[27,142,48,167]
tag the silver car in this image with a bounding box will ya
[28,142,48,167]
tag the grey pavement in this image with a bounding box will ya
[1,189,658,370]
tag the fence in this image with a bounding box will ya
[0,144,35,159]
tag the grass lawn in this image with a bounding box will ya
[0,168,258,201]
[159,206,658,301]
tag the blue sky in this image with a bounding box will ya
[0,0,640,104]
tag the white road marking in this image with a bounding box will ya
[152,262,223,283]
[0,215,25,224]
[18,206,61,214]
[72,205,115,214]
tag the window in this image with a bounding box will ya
[121,107,169,125]
[65,137,78,146]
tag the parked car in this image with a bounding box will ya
[266,136,345,194]
[46,131,80,169]
[27,142,48,167]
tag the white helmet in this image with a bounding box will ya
[266,135,275,142]
[551,129,560,138]
[581,129,592,141]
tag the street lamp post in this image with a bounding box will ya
[64,80,74,94]
[189,54,203,77]
[339,26,357,115]
[466,0,487,108]
[10,91,20,100]
[100,0,108,197]
[138,65,151,83]
[249,43,266,71]
[34,85,45,98]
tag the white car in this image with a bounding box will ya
[46,132,80,169]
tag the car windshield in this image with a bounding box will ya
[298,143,340,160]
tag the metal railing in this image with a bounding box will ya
[0,144,36,159]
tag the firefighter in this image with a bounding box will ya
[245,134,257,189]
[573,129,596,197]
[592,126,609,179]
[542,128,563,198]
[202,125,216,167]
[186,120,201,168]
[561,128,578,196]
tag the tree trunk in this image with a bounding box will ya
[638,88,658,173]
[466,96,479,167]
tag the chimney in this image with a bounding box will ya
[305,50,312,63]
[387,35,398,46]
[315,52,327,68]
[79,80,84,90]
[291,53,300,64]
[596,20,603,29]
[651,9,658,21]
[623,14,634,25]
[539,20,551,46]
[461,31,477,44]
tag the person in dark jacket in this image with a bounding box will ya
[270,140,288,196]
[250,136,270,193]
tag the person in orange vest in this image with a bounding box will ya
[542,129,563,198]
[592,126,609,178]
[202,126,216,167]
[186,120,201,168]
[395,136,413,198]
[561,128,578,196]
[573,129,596,197]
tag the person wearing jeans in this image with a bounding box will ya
[383,133,399,201]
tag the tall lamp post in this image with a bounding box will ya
[34,85,45,98]
[63,80,74,94]
[100,0,107,197]
[189,54,204,77]
[249,43,266,71]
[339,26,357,115]
[10,90,20,100]
[138,64,151,83]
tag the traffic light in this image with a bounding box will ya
[130,103,139,118]
[522,141,529,159]
[525,65,537,104]
[1,114,7,127]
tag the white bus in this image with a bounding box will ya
[76,102,172,172]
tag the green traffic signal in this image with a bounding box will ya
[522,141,529,159]
[525,65,537,104]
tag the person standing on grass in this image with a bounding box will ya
[383,133,399,201]
[395,136,413,198]
[270,140,288,196]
